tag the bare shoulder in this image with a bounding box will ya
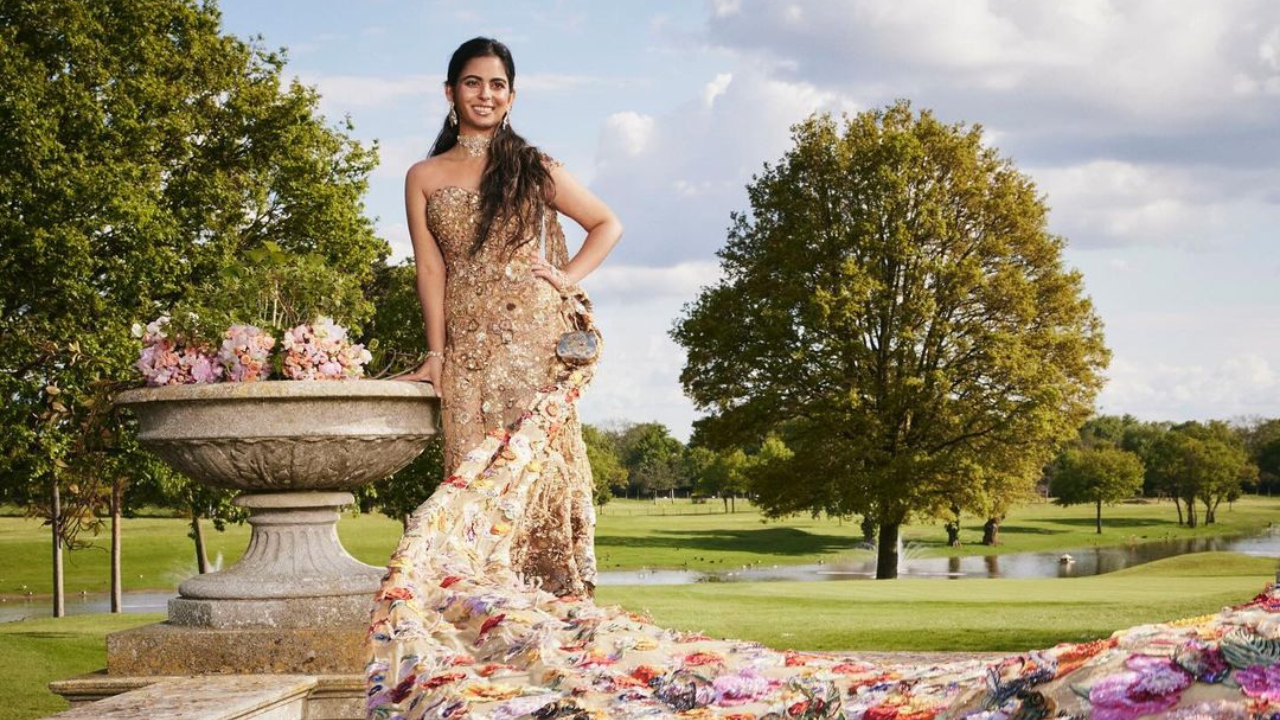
[406,157,443,188]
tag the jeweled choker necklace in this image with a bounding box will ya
[456,134,492,157]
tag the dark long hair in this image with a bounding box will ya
[430,37,554,256]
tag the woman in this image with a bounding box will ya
[366,38,1280,720]
[394,37,622,598]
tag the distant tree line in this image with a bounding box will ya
[1049,415,1269,532]
[584,413,1276,528]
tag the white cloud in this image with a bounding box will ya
[702,72,733,108]
[295,72,440,109]
[711,0,743,18]
[591,67,851,265]
[704,0,1280,151]
[1100,354,1280,420]
[1031,160,1280,249]
[587,261,722,302]
[600,112,655,159]
[576,261,725,439]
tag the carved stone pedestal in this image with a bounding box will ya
[170,492,382,629]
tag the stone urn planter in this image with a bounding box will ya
[115,379,439,630]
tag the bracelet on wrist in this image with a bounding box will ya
[425,350,444,359]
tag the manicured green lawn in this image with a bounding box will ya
[3,552,1273,720]
[597,551,1279,652]
[0,611,164,720]
[2,496,1277,595]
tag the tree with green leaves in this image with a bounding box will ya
[673,102,1109,578]
[614,422,687,500]
[582,424,626,506]
[687,446,750,512]
[1050,444,1145,533]
[1237,417,1280,496]
[1147,422,1255,527]
[0,0,386,614]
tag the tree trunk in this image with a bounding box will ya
[945,504,962,547]
[403,513,411,532]
[191,514,210,574]
[1173,496,1184,525]
[111,477,123,613]
[875,521,900,579]
[981,516,1001,546]
[1095,498,1102,534]
[51,477,64,618]
[730,496,736,513]
[722,496,728,513]
[944,521,961,547]
[1205,496,1220,525]
[1185,497,1198,528]
[860,515,877,545]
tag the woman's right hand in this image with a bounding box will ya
[392,355,443,398]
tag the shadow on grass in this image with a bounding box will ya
[993,525,1069,536]
[1046,517,1177,530]
[595,527,867,557]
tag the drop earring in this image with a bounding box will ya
[448,104,458,127]
[501,111,511,131]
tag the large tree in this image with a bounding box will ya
[0,0,386,613]
[1050,444,1145,533]
[673,103,1109,578]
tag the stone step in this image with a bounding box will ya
[42,675,317,720]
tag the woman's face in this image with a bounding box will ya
[446,55,514,133]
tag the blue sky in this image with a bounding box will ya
[219,0,1280,440]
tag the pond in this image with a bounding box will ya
[0,591,171,624]
[593,526,1280,585]
[3,527,1276,623]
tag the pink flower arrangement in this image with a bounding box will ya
[280,316,372,380]
[132,316,223,386]
[217,324,276,382]
[136,315,370,385]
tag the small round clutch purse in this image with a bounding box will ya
[556,329,599,365]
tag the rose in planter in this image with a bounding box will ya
[217,323,276,382]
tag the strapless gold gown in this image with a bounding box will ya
[428,184,596,598]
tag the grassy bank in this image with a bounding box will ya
[3,552,1274,720]
[597,552,1278,652]
[2,496,1277,595]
